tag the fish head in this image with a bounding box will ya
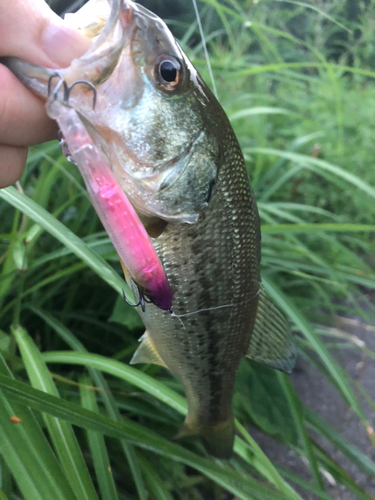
[2,0,222,225]
[72,0,221,225]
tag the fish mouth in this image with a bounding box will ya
[60,0,206,224]
[78,0,162,64]
[68,0,135,86]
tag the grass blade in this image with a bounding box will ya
[13,326,99,500]
[0,455,12,497]
[41,350,301,497]
[80,376,119,500]
[279,0,351,32]
[138,455,174,500]
[28,306,148,500]
[263,277,366,422]
[42,351,188,415]
[234,423,301,499]
[0,186,131,299]
[0,373,285,500]
[261,223,375,234]
[304,406,375,476]
[247,148,375,200]
[277,466,342,500]
[0,355,75,500]
[277,373,324,491]
[313,445,373,500]
[229,107,291,121]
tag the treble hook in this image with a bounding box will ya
[48,72,68,100]
[47,72,97,109]
[122,287,155,313]
[69,79,97,109]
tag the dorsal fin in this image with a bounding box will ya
[246,286,296,373]
[130,331,167,368]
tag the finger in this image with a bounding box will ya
[0,64,57,146]
[0,0,91,148]
[0,0,91,68]
[0,144,28,188]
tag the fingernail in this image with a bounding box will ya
[41,17,92,68]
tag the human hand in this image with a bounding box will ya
[0,0,91,188]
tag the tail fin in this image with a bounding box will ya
[177,414,235,459]
[200,418,235,459]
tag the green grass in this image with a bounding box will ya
[1,0,375,498]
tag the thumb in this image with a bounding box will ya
[0,0,91,67]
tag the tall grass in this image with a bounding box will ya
[1,0,375,498]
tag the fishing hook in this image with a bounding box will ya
[69,79,97,109]
[47,72,97,109]
[48,72,69,101]
[122,286,174,314]
[122,287,154,313]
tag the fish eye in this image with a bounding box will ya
[154,55,183,90]
[160,60,177,82]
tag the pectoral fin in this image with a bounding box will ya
[130,331,167,368]
[246,287,296,373]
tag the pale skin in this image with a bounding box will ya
[0,0,91,188]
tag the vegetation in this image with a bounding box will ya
[1,0,375,498]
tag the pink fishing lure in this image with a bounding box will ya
[48,100,173,312]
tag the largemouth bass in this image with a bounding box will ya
[1,0,296,458]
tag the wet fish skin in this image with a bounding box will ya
[1,0,295,458]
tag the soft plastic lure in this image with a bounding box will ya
[47,98,173,312]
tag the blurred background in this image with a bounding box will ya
[1,1,375,499]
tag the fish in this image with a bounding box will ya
[1,0,296,458]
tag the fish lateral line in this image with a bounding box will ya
[122,286,260,318]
